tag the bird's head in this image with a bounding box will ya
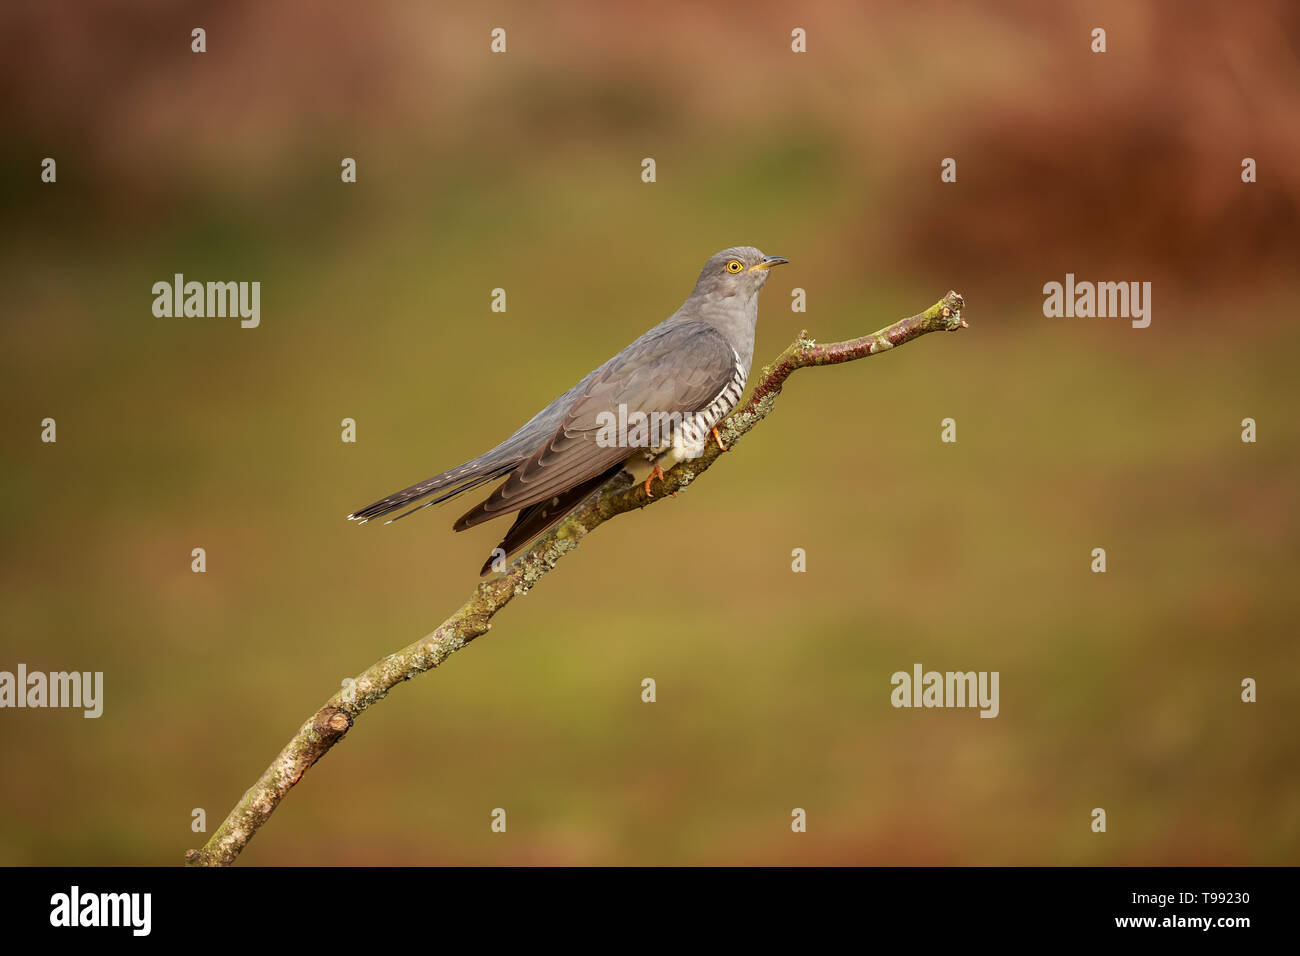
[691,246,789,301]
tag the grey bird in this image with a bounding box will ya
[349,246,788,574]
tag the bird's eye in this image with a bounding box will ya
[725,260,744,274]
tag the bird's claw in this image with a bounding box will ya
[643,464,666,498]
[711,426,728,452]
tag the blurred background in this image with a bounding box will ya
[1,0,1297,865]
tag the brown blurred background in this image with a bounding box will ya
[1,0,1297,864]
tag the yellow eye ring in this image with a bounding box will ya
[725,259,744,274]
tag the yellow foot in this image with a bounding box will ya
[711,426,728,451]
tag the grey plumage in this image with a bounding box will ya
[349,246,788,573]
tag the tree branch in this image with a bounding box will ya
[184,290,968,866]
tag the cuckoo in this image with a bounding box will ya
[349,246,788,573]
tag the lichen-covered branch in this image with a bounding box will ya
[184,290,967,866]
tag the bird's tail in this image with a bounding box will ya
[477,463,625,575]
[347,450,524,525]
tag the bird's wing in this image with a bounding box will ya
[477,462,627,575]
[348,365,608,524]
[453,322,740,530]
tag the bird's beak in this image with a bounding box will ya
[748,255,790,273]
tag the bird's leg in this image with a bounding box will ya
[711,426,728,452]
[643,463,667,497]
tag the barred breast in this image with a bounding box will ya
[675,350,747,451]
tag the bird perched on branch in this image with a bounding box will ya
[349,246,788,574]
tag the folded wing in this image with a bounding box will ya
[454,321,739,532]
